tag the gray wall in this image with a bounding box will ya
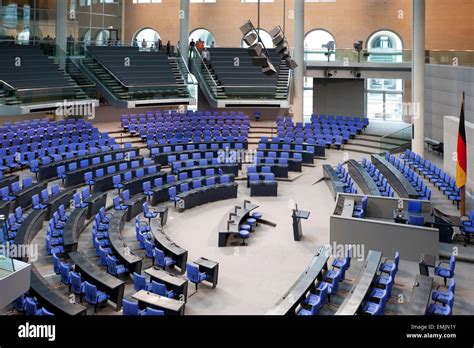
[425,64,474,142]
[313,78,365,117]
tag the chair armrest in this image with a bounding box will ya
[437,261,449,267]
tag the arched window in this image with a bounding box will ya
[133,28,161,48]
[367,30,403,63]
[304,29,336,62]
[366,30,404,121]
[241,28,274,49]
[189,28,216,48]
[95,30,110,46]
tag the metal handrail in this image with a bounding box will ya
[192,47,219,89]
[0,80,16,91]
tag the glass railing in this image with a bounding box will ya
[190,47,222,100]
[427,50,474,67]
[0,255,15,277]
[379,124,412,154]
[175,48,199,103]
[305,48,411,64]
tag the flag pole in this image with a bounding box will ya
[460,91,466,216]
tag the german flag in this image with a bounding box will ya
[456,92,467,188]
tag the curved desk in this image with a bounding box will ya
[13,181,48,209]
[371,154,419,199]
[176,183,238,212]
[335,250,382,315]
[64,156,144,188]
[217,201,259,247]
[38,147,140,180]
[145,267,188,302]
[14,210,47,261]
[404,274,434,315]
[63,207,88,253]
[322,164,345,199]
[44,188,76,220]
[122,172,166,196]
[151,230,188,274]
[259,148,314,164]
[107,209,143,274]
[175,163,239,178]
[69,251,125,311]
[266,245,332,315]
[93,165,161,193]
[347,160,381,196]
[84,192,108,219]
[30,267,87,315]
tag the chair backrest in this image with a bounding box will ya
[408,201,422,213]
[133,272,148,292]
[153,248,165,266]
[151,281,167,297]
[60,262,70,284]
[408,215,424,226]
[24,297,38,315]
[186,263,199,282]
[107,255,117,274]
[70,272,83,293]
[84,281,98,303]
[145,307,164,316]
[123,299,140,316]
[449,255,456,272]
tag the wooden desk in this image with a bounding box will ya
[145,267,188,302]
[405,274,434,315]
[69,251,125,311]
[132,290,185,315]
[194,257,219,288]
[336,250,382,315]
[151,230,188,274]
[266,245,332,315]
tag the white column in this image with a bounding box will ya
[55,0,67,54]
[412,0,425,156]
[180,0,190,58]
[292,0,304,123]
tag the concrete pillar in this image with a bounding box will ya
[55,0,67,55]
[180,0,190,59]
[412,0,425,156]
[292,0,304,123]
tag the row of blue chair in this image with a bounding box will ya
[0,176,34,202]
[362,252,399,315]
[385,153,432,201]
[298,247,353,315]
[30,185,64,211]
[400,150,460,206]
[14,295,54,316]
[429,278,456,315]
[45,205,71,255]
[361,159,395,197]
[334,164,358,196]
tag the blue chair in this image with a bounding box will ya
[113,175,123,194]
[144,239,154,258]
[14,295,26,312]
[122,299,145,316]
[461,210,474,246]
[151,281,176,298]
[408,215,425,226]
[52,253,61,275]
[154,248,175,270]
[186,263,209,291]
[32,194,47,210]
[332,245,352,280]
[143,181,154,201]
[408,201,422,213]
[317,270,341,302]
[144,307,165,316]
[113,196,127,211]
[107,255,128,277]
[352,196,367,218]
[361,301,383,315]
[434,256,456,286]
[84,281,109,313]
[301,282,329,314]
[431,278,455,305]
[24,297,51,316]
[73,193,88,209]
[69,272,85,301]
[60,262,71,285]
[133,272,152,292]
[143,202,158,224]
[379,251,400,276]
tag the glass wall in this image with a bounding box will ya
[0,0,122,50]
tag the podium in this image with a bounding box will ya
[292,209,310,241]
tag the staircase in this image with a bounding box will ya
[82,57,130,100]
[274,60,290,100]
